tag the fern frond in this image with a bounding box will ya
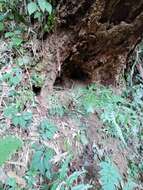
[99,160,122,190]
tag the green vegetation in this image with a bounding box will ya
[39,119,58,140]
[99,160,136,190]
[0,136,22,166]
[0,1,143,190]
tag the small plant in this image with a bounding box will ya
[13,87,35,110]
[5,177,18,190]
[4,104,33,128]
[74,84,142,146]
[2,67,23,87]
[99,160,136,190]
[47,94,67,117]
[4,104,18,119]
[99,160,122,190]
[27,0,52,16]
[30,145,55,179]
[0,136,23,166]
[5,31,23,48]
[0,0,54,44]
[12,111,33,128]
[31,72,45,88]
[39,119,58,140]
[27,0,54,33]
[50,155,92,190]
[28,145,92,190]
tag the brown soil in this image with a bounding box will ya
[37,81,129,188]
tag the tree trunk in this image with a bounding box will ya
[41,0,143,96]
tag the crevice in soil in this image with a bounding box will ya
[53,76,64,86]
[54,62,91,88]
[32,85,42,96]
[100,0,143,24]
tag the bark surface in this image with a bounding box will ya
[41,0,143,96]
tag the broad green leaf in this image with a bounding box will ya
[3,67,23,86]
[4,105,18,118]
[40,119,58,140]
[5,32,15,38]
[44,2,52,14]
[6,178,16,188]
[0,136,23,166]
[37,0,52,14]
[12,112,32,128]
[31,150,43,171]
[34,11,42,20]
[31,148,55,176]
[27,2,38,15]
[11,37,23,47]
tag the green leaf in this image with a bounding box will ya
[0,136,23,166]
[59,155,72,180]
[99,160,122,190]
[40,119,58,140]
[123,179,137,190]
[47,95,65,117]
[6,178,16,188]
[31,147,55,176]
[34,11,42,20]
[5,32,15,38]
[27,2,38,15]
[4,105,18,118]
[2,67,22,86]
[83,92,97,113]
[12,111,32,128]
[11,67,22,85]
[43,148,55,169]
[0,22,4,31]
[37,0,52,14]
[17,55,32,66]
[51,182,60,190]
[112,118,127,146]
[66,171,86,187]
[71,184,92,190]
[0,14,5,21]
[11,37,23,47]
[31,150,43,171]
[80,131,88,146]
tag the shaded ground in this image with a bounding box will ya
[0,82,128,188]
[0,40,143,189]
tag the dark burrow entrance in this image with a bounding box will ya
[32,85,42,96]
[54,63,90,87]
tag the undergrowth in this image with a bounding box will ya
[0,1,143,190]
[0,46,143,189]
